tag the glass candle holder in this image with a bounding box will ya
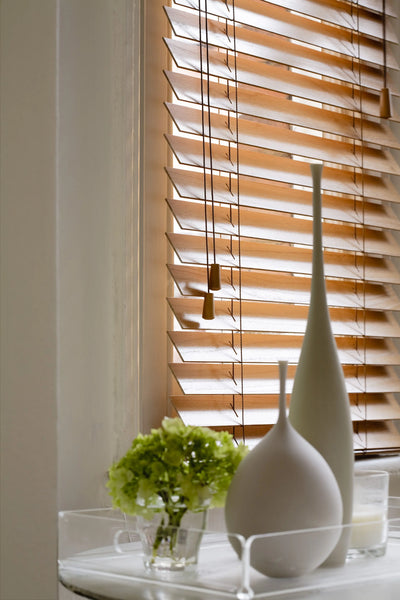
[348,470,389,559]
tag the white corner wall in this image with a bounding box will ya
[0,0,166,600]
[57,0,124,512]
[1,0,169,597]
[57,0,169,513]
[0,1,58,598]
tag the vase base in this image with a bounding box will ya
[143,555,197,572]
[346,544,387,561]
[138,510,207,573]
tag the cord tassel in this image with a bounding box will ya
[380,0,391,119]
[202,292,215,320]
[380,87,392,118]
[209,263,221,291]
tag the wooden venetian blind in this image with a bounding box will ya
[164,0,400,454]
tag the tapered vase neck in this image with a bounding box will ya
[310,164,328,312]
[278,360,288,426]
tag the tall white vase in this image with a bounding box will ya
[289,163,354,566]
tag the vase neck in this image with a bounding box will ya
[278,360,288,425]
[310,164,328,310]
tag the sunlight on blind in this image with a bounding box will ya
[164,0,400,454]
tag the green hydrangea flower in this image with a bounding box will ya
[107,417,248,522]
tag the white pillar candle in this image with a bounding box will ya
[350,506,387,549]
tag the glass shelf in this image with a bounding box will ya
[59,499,400,600]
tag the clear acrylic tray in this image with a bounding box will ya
[58,499,400,599]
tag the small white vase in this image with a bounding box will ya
[225,361,343,578]
[289,163,354,566]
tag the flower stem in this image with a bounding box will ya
[152,501,188,560]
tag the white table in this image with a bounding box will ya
[59,573,400,600]
[59,538,400,600]
[59,506,400,600]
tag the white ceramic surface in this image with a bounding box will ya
[225,361,343,578]
[289,163,354,566]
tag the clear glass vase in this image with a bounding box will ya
[137,508,208,572]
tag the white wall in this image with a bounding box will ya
[57,0,131,512]
[0,1,58,598]
[2,2,400,599]
[1,0,169,598]
[139,0,170,433]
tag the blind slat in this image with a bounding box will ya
[166,167,400,224]
[167,102,400,175]
[173,0,398,66]
[170,393,400,426]
[170,362,400,395]
[168,233,400,284]
[168,198,400,257]
[168,264,400,310]
[166,6,397,90]
[166,71,400,148]
[166,134,399,201]
[168,297,400,337]
[261,0,398,39]
[169,330,400,365]
[353,422,400,453]
[166,38,395,118]
[358,1,396,17]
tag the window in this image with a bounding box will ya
[164,0,400,455]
